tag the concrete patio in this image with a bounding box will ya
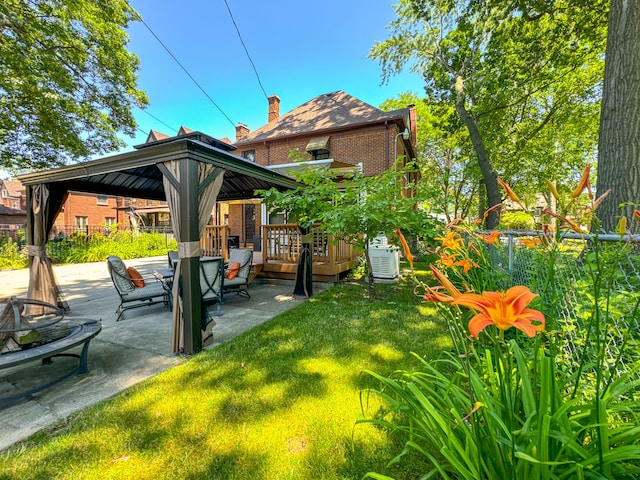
[0,256,327,450]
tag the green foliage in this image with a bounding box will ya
[499,211,536,230]
[364,192,640,478]
[45,230,176,264]
[371,0,605,216]
[0,0,148,171]
[0,237,28,270]
[259,154,443,297]
[362,343,640,480]
[381,93,481,222]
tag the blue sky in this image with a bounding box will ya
[122,0,424,150]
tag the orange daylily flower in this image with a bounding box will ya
[452,286,545,338]
[436,231,464,251]
[519,237,541,248]
[454,258,478,273]
[439,252,458,268]
[394,229,414,270]
[483,230,501,245]
[497,177,523,206]
[571,164,591,199]
[634,210,640,223]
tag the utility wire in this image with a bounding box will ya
[222,0,269,99]
[138,108,177,133]
[135,15,236,128]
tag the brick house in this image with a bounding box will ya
[0,179,25,211]
[227,90,418,247]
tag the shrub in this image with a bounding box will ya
[499,210,535,230]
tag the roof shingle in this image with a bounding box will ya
[236,90,409,144]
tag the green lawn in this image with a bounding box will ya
[0,270,449,479]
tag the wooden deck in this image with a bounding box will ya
[201,224,360,283]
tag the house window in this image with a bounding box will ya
[1,189,7,198]
[242,150,255,162]
[105,217,116,226]
[311,149,330,160]
[96,194,108,205]
[305,135,331,161]
[75,216,88,229]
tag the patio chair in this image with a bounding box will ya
[167,250,178,269]
[223,249,253,299]
[199,257,224,323]
[107,256,171,322]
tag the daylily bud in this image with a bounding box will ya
[546,180,560,201]
[617,216,627,237]
[497,177,523,205]
[571,164,591,199]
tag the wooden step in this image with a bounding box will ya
[249,264,263,283]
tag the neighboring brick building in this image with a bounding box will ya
[0,179,25,210]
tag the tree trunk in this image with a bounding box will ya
[597,0,640,233]
[364,245,376,302]
[455,96,501,229]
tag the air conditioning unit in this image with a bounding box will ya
[369,245,400,280]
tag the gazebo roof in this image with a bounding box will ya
[17,137,299,200]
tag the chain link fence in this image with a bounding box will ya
[498,231,640,381]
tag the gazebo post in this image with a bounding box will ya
[180,158,203,355]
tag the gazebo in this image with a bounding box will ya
[17,135,299,355]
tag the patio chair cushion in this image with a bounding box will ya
[227,249,252,281]
[108,256,134,293]
[226,262,240,280]
[120,282,167,300]
[127,267,145,288]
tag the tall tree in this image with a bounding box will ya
[381,92,480,222]
[596,0,640,233]
[370,0,605,228]
[0,0,148,171]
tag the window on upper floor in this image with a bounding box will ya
[311,149,330,160]
[96,194,108,205]
[242,150,255,162]
[305,136,331,161]
[1,189,7,198]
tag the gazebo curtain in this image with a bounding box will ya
[26,184,69,313]
[162,160,224,353]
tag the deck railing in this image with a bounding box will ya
[262,224,356,266]
[201,225,230,260]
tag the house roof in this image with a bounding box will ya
[0,205,26,216]
[16,138,299,202]
[236,90,411,144]
[1,179,25,197]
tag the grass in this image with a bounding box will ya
[0,265,450,479]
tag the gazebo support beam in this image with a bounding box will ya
[180,158,203,355]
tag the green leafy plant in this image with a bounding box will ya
[500,211,535,230]
[363,171,640,478]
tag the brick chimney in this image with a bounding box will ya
[407,104,417,149]
[268,94,280,122]
[235,123,249,142]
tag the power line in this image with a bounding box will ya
[138,109,177,133]
[222,0,269,99]
[134,15,236,128]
